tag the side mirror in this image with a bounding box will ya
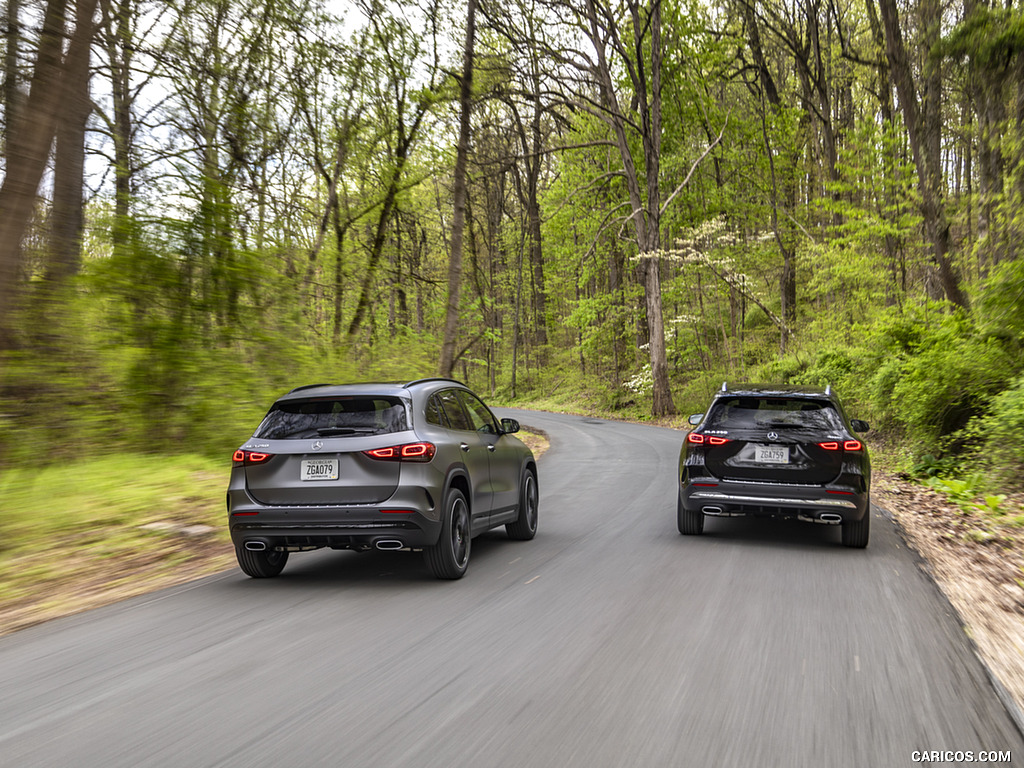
[851,419,870,433]
[501,418,521,434]
[688,413,703,426]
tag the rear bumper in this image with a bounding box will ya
[227,484,442,551]
[229,519,442,551]
[681,480,869,523]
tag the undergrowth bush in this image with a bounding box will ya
[964,374,1024,489]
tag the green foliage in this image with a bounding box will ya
[939,6,1024,71]
[977,260,1024,346]
[0,453,231,607]
[926,476,981,512]
[964,374,1024,489]
[926,475,1011,518]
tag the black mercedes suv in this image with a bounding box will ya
[228,379,538,579]
[678,383,871,547]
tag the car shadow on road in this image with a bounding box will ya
[223,530,524,588]
[691,515,850,551]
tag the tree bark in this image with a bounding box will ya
[100,0,134,265]
[584,0,675,415]
[2,0,23,163]
[438,0,476,378]
[46,0,98,286]
[0,0,92,346]
[878,0,969,309]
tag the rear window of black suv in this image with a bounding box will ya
[705,397,845,432]
[255,397,409,439]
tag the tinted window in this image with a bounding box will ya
[705,397,844,432]
[425,395,449,428]
[255,397,408,439]
[459,391,498,434]
[437,389,473,431]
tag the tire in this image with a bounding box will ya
[235,546,289,578]
[424,487,471,579]
[841,505,870,548]
[506,468,538,541]
[677,492,704,535]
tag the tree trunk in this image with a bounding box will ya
[584,0,675,415]
[2,0,23,163]
[438,0,476,378]
[878,0,968,310]
[100,0,133,265]
[46,0,97,286]
[0,0,80,346]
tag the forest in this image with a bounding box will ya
[2,0,1024,492]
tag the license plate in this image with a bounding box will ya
[755,445,789,464]
[301,459,338,481]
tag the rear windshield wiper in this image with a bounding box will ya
[316,426,380,436]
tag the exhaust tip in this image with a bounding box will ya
[244,540,268,551]
[702,506,724,516]
[819,513,842,524]
[375,539,404,551]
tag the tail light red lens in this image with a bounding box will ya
[687,433,731,445]
[364,442,436,462]
[233,450,274,465]
[818,441,863,452]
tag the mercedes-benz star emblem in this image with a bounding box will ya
[312,440,323,451]
[767,432,779,440]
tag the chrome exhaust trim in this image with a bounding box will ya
[244,540,268,552]
[819,513,843,524]
[375,539,405,551]
[703,505,744,517]
[690,491,858,510]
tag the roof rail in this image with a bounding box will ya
[288,383,334,393]
[721,381,728,393]
[402,377,466,389]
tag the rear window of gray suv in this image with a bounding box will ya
[254,397,409,439]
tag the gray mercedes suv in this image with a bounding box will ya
[228,379,538,579]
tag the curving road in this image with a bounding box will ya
[1,410,1021,767]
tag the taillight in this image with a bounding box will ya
[818,441,863,452]
[232,450,274,465]
[687,433,731,445]
[364,442,436,462]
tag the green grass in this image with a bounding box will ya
[0,454,233,625]
[0,453,229,539]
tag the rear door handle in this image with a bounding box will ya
[487,444,495,452]
[460,443,470,452]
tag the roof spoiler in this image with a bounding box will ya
[288,383,334,393]
[402,377,466,389]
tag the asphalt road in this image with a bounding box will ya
[1,410,1021,767]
